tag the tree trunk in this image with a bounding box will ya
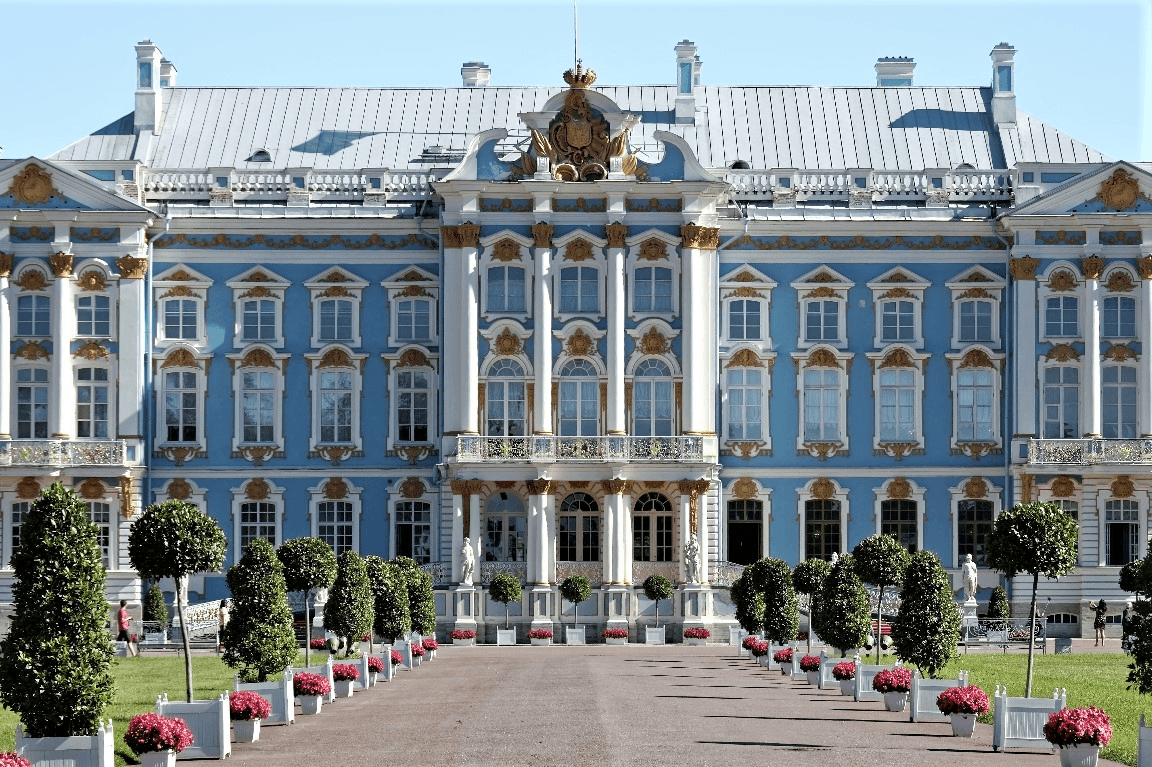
[655,601,660,630]
[807,593,815,655]
[876,584,884,665]
[505,603,510,629]
[573,602,578,632]
[177,575,194,703]
[1026,572,1038,697]
[303,589,311,668]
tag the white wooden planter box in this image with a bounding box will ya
[853,660,900,702]
[565,625,586,645]
[909,670,968,722]
[605,637,627,645]
[143,632,167,645]
[395,640,414,670]
[453,637,475,647]
[992,685,1066,752]
[645,626,666,645]
[729,627,747,648]
[1138,714,1152,767]
[684,637,707,646]
[16,719,114,767]
[296,658,336,702]
[155,693,231,760]
[790,651,806,680]
[496,629,516,646]
[817,651,843,689]
[353,654,373,690]
[382,654,395,682]
[234,673,294,725]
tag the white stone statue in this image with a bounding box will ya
[684,537,699,584]
[830,552,839,566]
[460,536,476,586]
[961,553,978,602]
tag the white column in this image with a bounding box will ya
[618,489,633,585]
[678,487,691,583]
[441,227,462,436]
[449,488,464,583]
[1012,258,1038,436]
[117,257,147,440]
[468,490,481,566]
[532,234,554,433]
[461,225,481,435]
[0,254,11,438]
[50,251,76,439]
[1140,268,1152,436]
[528,479,552,585]
[680,226,719,435]
[542,492,556,584]
[602,490,618,585]
[698,485,712,585]
[606,244,626,434]
[526,494,540,585]
[1083,273,1102,437]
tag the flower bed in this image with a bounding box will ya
[603,628,629,639]
[936,685,990,716]
[292,671,332,697]
[411,643,426,657]
[124,713,195,755]
[749,640,769,657]
[684,628,710,639]
[772,647,793,664]
[1044,707,1113,748]
[741,635,759,651]
[309,637,327,650]
[422,638,439,651]
[832,660,856,681]
[451,629,477,640]
[0,754,32,767]
[872,667,912,694]
[799,654,821,672]
[390,650,403,666]
[527,629,553,640]
[229,691,271,721]
[332,663,360,682]
[367,656,385,673]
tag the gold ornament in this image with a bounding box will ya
[116,256,148,279]
[1096,169,1141,210]
[605,222,627,248]
[1112,475,1135,499]
[8,164,58,205]
[323,477,348,499]
[732,478,758,500]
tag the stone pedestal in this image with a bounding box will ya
[529,586,556,631]
[959,598,979,640]
[451,585,479,635]
[604,586,631,630]
[681,585,711,621]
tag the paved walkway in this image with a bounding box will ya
[223,645,1123,767]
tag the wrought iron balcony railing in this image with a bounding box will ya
[1027,438,1152,466]
[456,435,704,463]
[0,439,127,467]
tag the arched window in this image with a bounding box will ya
[957,499,993,566]
[486,359,526,437]
[484,492,526,562]
[633,493,673,562]
[558,492,600,562]
[632,359,673,436]
[558,359,599,437]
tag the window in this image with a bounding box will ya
[634,267,672,313]
[16,368,48,438]
[317,501,354,556]
[728,299,761,341]
[395,501,431,563]
[957,499,993,566]
[880,300,914,342]
[958,300,992,342]
[484,493,527,562]
[239,501,277,553]
[318,299,354,342]
[558,359,599,437]
[1044,296,1079,338]
[1103,296,1136,338]
[163,299,198,340]
[1103,365,1137,439]
[396,299,431,342]
[1042,367,1080,438]
[16,295,50,337]
[632,493,673,562]
[77,295,111,337]
[804,300,839,342]
[242,299,277,342]
[228,269,288,348]
[727,499,763,565]
[163,370,199,443]
[1105,500,1139,566]
[557,493,600,562]
[396,369,431,443]
[878,369,916,442]
[486,360,526,437]
[76,367,110,439]
[240,370,276,444]
[319,371,354,444]
[881,500,917,552]
[1053,499,1079,556]
[10,501,28,558]
[487,267,526,313]
[805,499,840,561]
[559,267,598,313]
[85,501,112,568]
[632,359,673,437]
[956,368,995,441]
[726,368,763,441]
[802,368,842,442]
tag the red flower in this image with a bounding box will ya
[871,668,912,694]
[799,654,821,672]
[360,633,371,642]
[411,643,426,657]
[367,656,385,672]
[772,647,793,663]
[422,638,440,650]
[309,638,327,650]
[1044,707,1113,748]
[750,640,769,657]
[741,635,759,650]
[684,628,710,639]
[332,663,360,681]
[832,660,856,680]
[936,685,990,715]
[292,671,331,697]
[124,713,194,755]
[390,650,403,665]
[527,629,553,640]
[450,629,476,640]
[229,691,272,721]
[602,628,629,639]
[0,753,33,767]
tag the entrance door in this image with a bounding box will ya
[727,499,763,565]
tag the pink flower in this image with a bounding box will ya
[527,629,553,640]
[292,671,331,697]
[367,656,385,672]
[450,629,476,640]
[124,713,194,755]
[422,638,440,650]
[799,654,821,672]
[360,633,371,642]
[229,691,271,721]
[390,650,403,665]
[832,660,856,680]
[772,647,793,663]
[750,640,769,657]
[0,753,32,767]
[936,685,990,715]
[1045,707,1113,748]
[602,628,629,639]
[309,638,327,650]
[332,663,360,681]
[684,628,710,639]
[742,635,759,650]
[871,668,912,694]
[411,643,426,657]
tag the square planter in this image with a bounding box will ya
[138,751,176,767]
[530,638,550,646]
[232,718,260,743]
[884,692,909,712]
[143,632,168,645]
[685,637,707,646]
[234,674,294,725]
[155,692,231,760]
[993,685,1066,752]
[496,629,517,646]
[910,670,969,722]
[299,695,322,715]
[16,719,115,767]
[454,637,476,647]
[605,637,627,646]
[566,626,587,645]
[645,626,666,645]
[296,658,336,701]
[334,680,355,698]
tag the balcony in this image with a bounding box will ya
[1027,438,1152,466]
[0,439,127,467]
[455,436,705,463]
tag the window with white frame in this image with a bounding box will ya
[1103,364,1137,439]
[76,367,110,439]
[1045,296,1079,338]
[240,369,277,444]
[802,367,843,442]
[956,367,995,442]
[1105,499,1139,566]
[84,500,113,568]
[726,367,763,441]
[804,499,840,560]
[957,499,994,566]
[881,500,917,552]
[728,299,761,341]
[1052,499,1079,556]
[307,270,366,348]
[395,500,431,563]
[16,295,50,337]
[486,359,527,437]
[241,299,277,342]
[484,492,527,562]
[318,299,354,343]
[632,493,674,562]
[559,267,599,314]
[228,269,289,348]
[880,300,915,343]
[958,300,993,343]
[804,300,840,343]
[631,359,673,437]
[396,298,432,343]
[633,267,673,313]
[396,368,432,443]
[162,368,201,444]
[238,501,277,553]
[317,501,354,556]
[727,499,763,565]
[155,268,212,347]
[878,368,916,442]
[9,501,28,561]
[1102,296,1136,339]
[16,367,49,438]
[1042,366,1080,439]
[319,370,354,444]
[558,359,599,436]
[558,492,600,562]
[162,298,199,341]
[487,266,527,313]
[77,294,111,337]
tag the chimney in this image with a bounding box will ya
[159,58,177,88]
[461,61,491,87]
[875,57,915,86]
[674,39,697,125]
[134,40,165,134]
[990,42,1016,125]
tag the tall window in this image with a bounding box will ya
[16,368,49,439]
[239,501,277,553]
[557,493,599,562]
[484,494,526,562]
[805,499,840,560]
[396,299,431,342]
[85,501,112,568]
[1042,367,1080,438]
[396,369,431,443]
[880,300,914,342]
[1102,296,1136,338]
[559,267,598,313]
[957,499,993,566]
[77,295,111,337]
[319,370,353,444]
[729,300,761,340]
[242,299,276,342]
[727,499,763,565]
[163,298,198,340]
[486,360,526,437]
[958,300,992,342]
[1053,499,1079,557]
[487,266,526,313]
[802,368,841,441]
[16,295,50,337]
[241,370,275,444]
[10,502,28,555]
[878,369,916,442]
[632,359,673,437]
[1105,500,1139,566]
[632,493,673,562]
[318,299,354,342]
[956,368,994,441]
[317,501,354,555]
[634,267,672,312]
[395,501,431,563]
[726,368,762,441]
[881,500,917,552]
[1103,364,1137,438]
[804,300,839,342]
[163,370,199,443]
[1044,296,1079,337]
[76,367,109,439]
[558,359,599,437]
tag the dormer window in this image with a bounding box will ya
[248,150,273,163]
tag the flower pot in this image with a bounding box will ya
[1057,745,1101,767]
[757,655,770,667]
[335,679,355,698]
[780,665,789,675]
[138,750,177,767]
[299,695,323,715]
[805,670,819,685]
[840,679,855,696]
[429,649,437,660]
[530,638,550,646]
[369,671,378,686]
[605,637,627,646]
[883,691,909,712]
[950,713,977,738]
[685,638,707,646]
[454,637,475,647]
[233,718,260,743]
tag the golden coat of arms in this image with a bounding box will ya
[1097,168,1140,210]
[7,164,58,205]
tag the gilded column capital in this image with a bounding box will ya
[1008,256,1038,280]
[605,222,628,249]
[602,479,630,496]
[440,225,462,249]
[457,222,481,248]
[680,223,720,250]
[450,479,471,496]
[526,478,554,495]
[116,255,148,279]
[49,251,73,278]
[0,251,11,277]
[1138,255,1152,280]
[1081,255,1105,280]
[531,222,554,248]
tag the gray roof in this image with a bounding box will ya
[51,85,1107,171]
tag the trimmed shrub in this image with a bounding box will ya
[392,556,435,636]
[489,573,522,629]
[365,555,411,642]
[731,572,764,636]
[758,558,800,646]
[793,558,832,654]
[813,554,870,656]
[642,574,674,627]
[559,575,592,627]
[986,585,1011,620]
[324,551,375,648]
[890,550,961,678]
[223,538,298,682]
[853,534,911,664]
[277,537,337,666]
[143,582,169,633]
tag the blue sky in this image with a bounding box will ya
[0,0,1148,163]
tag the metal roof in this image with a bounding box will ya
[50,85,1107,171]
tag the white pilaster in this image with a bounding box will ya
[1013,265,1038,436]
[117,267,146,439]
[1141,270,1152,436]
[0,261,11,438]
[462,240,480,434]
[698,486,712,585]
[681,234,719,434]
[679,491,691,583]
[528,480,553,585]
[468,491,481,565]
[606,245,626,434]
[1083,274,1102,437]
[618,489,633,584]
[533,246,553,433]
[542,492,556,584]
[442,236,463,437]
[602,491,619,585]
[450,490,464,583]
[50,251,76,439]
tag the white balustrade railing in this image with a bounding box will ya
[721,167,1012,201]
[479,561,527,584]
[142,169,438,202]
[456,435,704,463]
[0,439,127,467]
[1028,438,1152,466]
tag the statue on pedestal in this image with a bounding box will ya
[684,537,699,584]
[460,536,476,586]
[961,553,978,603]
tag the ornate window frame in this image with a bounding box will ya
[383,266,440,348]
[945,345,1005,457]
[796,478,848,561]
[625,232,681,321]
[865,345,929,458]
[153,344,212,460]
[1037,262,1082,343]
[791,266,853,350]
[74,478,123,570]
[73,259,119,342]
[719,265,775,353]
[387,476,433,562]
[230,478,285,564]
[553,321,606,436]
[1036,475,1081,564]
[1096,477,1148,566]
[305,345,367,461]
[552,232,607,323]
[383,346,439,457]
[480,321,533,437]
[872,477,925,552]
[946,266,1004,351]
[305,267,368,349]
[867,267,928,350]
[1040,352,1083,439]
[154,478,207,508]
[309,477,363,556]
[226,266,289,349]
[479,233,533,323]
[12,352,50,440]
[154,265,212,349]
[791,345,853,458]
[724,477,771,563]
[12,262,52,340]
[225,345,289,464]
[720,347,774,458]
[949,476,1002,569]
[1100,264,1139,341]
[74,353,117,441]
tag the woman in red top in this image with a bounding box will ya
[117,599,137,657]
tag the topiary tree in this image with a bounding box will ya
[1119,552,1152,600]
[813,554,870,656]
[374,559,411,641]
[323,551,375,652]
[793,558,832,654]
[0,483,115,737]
[489,573,522,629]
[890,550,961,677]
[277,537,337,666]
[986,501,1078,697]
[852,534,911,664]
[643,574,674,629]
[223,538,298,682]
[559,575,591,631]
[128,498,227,702]
[730,573,763,636]
[143,582,169,634]
[391,556,435,637]
[986,585,1011,621]
[758,558,799,646]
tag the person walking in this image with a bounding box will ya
[117,599,137,657]
[1089,599,1108,646]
